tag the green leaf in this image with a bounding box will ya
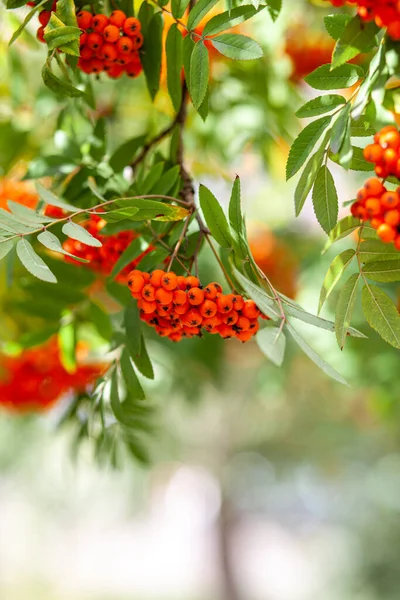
[109,135,146,172]
[0,208,39,234]
[6,0,28,7]
[35,182,77,212]
[182,34,195,84]
[324,14,352,41]
[335,273,360,349]
[331,16,378,69]
[350,116,375,137]
[199,184,232,248]
[352,41,384,119]
[296,95,346,118]
[228,176,244,235]
[140,12,163,100]
[305,64,364,90]
[256,327,286,366]
[110,238,146,279]
[286,116,331,180]
[279,293,365,338]
[189,42,209,110]
[266,0,281,21]
[319,249,356,313]
[7,201,55,224]
[323,215,361,251]
[166,24,184,112]
[55,0,78,27]
[187,0,219,30]
[232,267,280,319]
[203,5,259,36]
[286,322,348,385]
[131,334,154,379]
[38,230,89,263]
[294,135,329,217]
[330,103,351,154]
[9,2,45,45]
[362,284,400,349]
[329,145,374,171]
[44,16,80,55]
[62,221,103,247]
[363,259,400,282]
[358,239,400,263]
[42,63,86,99]
[171,0,191,18]
[150,165,181,195]
[124,301,142,358]
[106,200,189,222]
[312,165,339,234]
[16,238,57,283]
[0,240,14,261]
[120,349,145,400]
[211,34,263,61]
[89,302,113,340]
[58,318,76,373]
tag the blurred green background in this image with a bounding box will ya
[2,1,400,599]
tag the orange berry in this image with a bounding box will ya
[182,309,203,327]
[394,235,400,250]
[204,282,222,299]
[107,64,124,78]
[236,330,254,343]
[216,294,234,313]
[383,148,398,168]
[381,191,399,209]
[375,165,389,179]
[351,202,366,220]
[248,320,260,334]
[185,275,200,289]
[128,270,145,293]
[101,43,118,61]
[187,287,205,306]
[242,300,260,319]
[363,143,384,163]
[370,216,384,229]
[364,178,385,197]
[365,198,382,218]
[223,310,239,325]
[377,223,396,243]
[203,316,221,331]
[149,269,165,287]
[235,316,250,332]
[384,209,400,227]
[174,302,189,315]
[77,10,93,30]
[232,295,244,311]
[117,36,134,54]
[37,25,45,43]
[161,272,178,291]
[92,13,109,33]
[131,32,144,49]
[90,58,104,73]
[380,129,400,150]
[126,62,142,78]
[377,125,397,140]
[87,32,103,50]
[80,32,88,46]
[356,188,368,204]
[199,300,217,317]
[177,275,188,290]
[142,284,156,301]
[157,304,173,317]
[141,299,157,314]
[173,290,187,305]
[218,324,235,338]
[155,288,173,305]
[123,17,141,36]
[39,10,51,25]
[109,10,126,28]
[103,24,120,43]
[80,45,93,60]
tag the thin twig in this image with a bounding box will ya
[167,213,193,271]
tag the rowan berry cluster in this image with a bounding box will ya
[128,269,267,343]
[37,6,143,78]
[0,339,105,412]
[0,177,38,210]
[284,28,334,81]
[326,0,400,40]
[351,177,400,248]
[363,125,400,179]
[51,213,152,283]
